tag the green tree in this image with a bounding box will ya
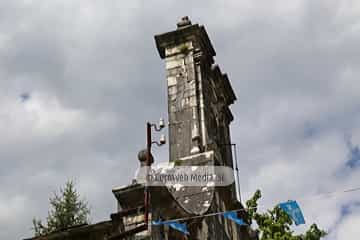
[32,181,90,237]
[246,190,326,240]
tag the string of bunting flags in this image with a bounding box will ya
[151,186,360,235]
[152,200,305,235]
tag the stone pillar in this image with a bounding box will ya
[155,16,236,167]
[153,17,256,240]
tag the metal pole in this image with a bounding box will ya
[232,144,241,203]
[219,143,242,203]
[144,122,152,227]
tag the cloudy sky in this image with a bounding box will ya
[0,0,359,239]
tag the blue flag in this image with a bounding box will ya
[152,220,189,235]
[279,200,305,225]
[167,222,190,235]
[223,211,247,226]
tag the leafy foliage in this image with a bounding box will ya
[246,190,327,240]
[32,181,90,237]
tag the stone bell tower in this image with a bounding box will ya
[155,16,236,167]
[152,17,254,240]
